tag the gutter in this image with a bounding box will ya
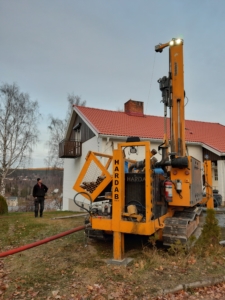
[99,135,225,157]
[186,141,225,156]
[98,134,163,143]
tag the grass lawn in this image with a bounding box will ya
[1,211,225,299]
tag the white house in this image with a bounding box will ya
[7,196,18,207]
[60,100,225,211]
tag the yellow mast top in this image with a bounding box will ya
[155,38,185,157]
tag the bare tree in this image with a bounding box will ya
[0,83,41,196]
[44,118,67,168]
[45,94,86,168]
[51,190,63,211]
[67,93,86,119]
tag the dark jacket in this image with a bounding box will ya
[33,183,48,198]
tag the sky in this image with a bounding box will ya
[1,0,225,167]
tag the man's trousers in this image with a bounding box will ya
[34,197,44,217]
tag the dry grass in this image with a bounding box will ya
[1,212,225,299]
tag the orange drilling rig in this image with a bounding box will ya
[73,38,213,263]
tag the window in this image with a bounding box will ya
[214,168,218,181]
[73,123,81,141]
[74,130,81,142]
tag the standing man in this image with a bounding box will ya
[33,178,48,217]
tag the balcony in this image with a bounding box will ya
[59,140,82,158]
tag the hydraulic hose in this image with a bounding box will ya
[74,192,92,214]
[0,224,89,258]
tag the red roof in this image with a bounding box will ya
[74,106,225,154]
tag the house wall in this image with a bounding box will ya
[218,160,225,205]
[63,136,99,210]
[63,136,221,211]
[186,144,202,162]
[7,198,18,207]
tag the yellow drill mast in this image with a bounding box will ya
[155,38,185,157]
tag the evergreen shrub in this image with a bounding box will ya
[0,195,8,215]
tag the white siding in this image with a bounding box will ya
[111,140,161,162]
[63,135,219,211]
[218,160,225,205]
[212,166,218,190]
[186,144,202,162]
[62,136,99,211]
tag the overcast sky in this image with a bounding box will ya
[1,0,225,168]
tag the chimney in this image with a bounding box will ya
[124,99,144,117]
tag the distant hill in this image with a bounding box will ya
[5,168,63,199]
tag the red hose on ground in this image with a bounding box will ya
[0,224,87,258]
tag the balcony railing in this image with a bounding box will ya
[59,140,82,158]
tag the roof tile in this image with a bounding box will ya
[75,106,225,153]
